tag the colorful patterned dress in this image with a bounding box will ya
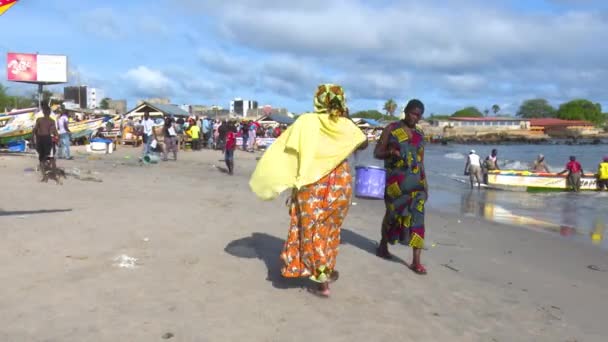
[280,161,352,283]
[383,123,427,248]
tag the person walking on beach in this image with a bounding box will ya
[559,156,583,192]
[241,120,249,151]
[224,122,237,175]
[374,99,428,275]
[141,111,156,158]
[596,156,608,191]
[56,111,72,160]
[465,149,482,189]
[532,154,550,173]
[250,84,368,297]
[162,116,178,161]
[248,121,257,152]
[32,105,59,180]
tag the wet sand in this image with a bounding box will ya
[1,146,607,341]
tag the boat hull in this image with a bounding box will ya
[487,170,598,192]
[0,110,36,144]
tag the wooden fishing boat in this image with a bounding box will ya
[68,118,105,140]
[487,170,598,192]
[0,108,37,144]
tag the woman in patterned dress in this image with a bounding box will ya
[278,84,368,297]
[374,99,429,275]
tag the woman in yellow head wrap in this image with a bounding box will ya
[250,84,367,297]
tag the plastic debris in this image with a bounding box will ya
[588,265,606,272]
[352,202,357,206]
[162,332,174,339]
[143,237,150,242]
[112,254,138,269]
[457,220,462,223]
[23,167,35,172]
[441,263,460,272]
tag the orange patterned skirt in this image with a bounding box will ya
[280,161,352,283]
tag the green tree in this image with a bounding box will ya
[516,99,556,118]
[0,84,33,111]
[556,99,603,124]
[491,104,500,115]
[452,106,483,117]
[100,97,111,110]
[483,108,490,117]
[383,98,398,117]
[351,110,393,121]
[0,83,8,111]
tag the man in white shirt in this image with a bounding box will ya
[465,149,482,189]
[57,112,72,160]
[141,111,157,157]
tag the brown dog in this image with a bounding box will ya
[41,158,66,185]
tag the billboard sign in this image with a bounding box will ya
[6,52,67,83]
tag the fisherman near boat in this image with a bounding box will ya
[487,169,598,192]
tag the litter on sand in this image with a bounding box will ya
[112,254,138,269]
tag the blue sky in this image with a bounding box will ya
[1,0,608,115]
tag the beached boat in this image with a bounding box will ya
[0,108,37,144]
[0,108,105,144]
[487,170,598,192]
[68,118,105,140]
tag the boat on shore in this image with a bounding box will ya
[487,170,598,192]
[1,108,105,144]
[0,108,37,144]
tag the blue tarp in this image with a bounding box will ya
[359,119,382,127]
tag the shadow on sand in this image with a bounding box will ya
[225,228,405,289]
[0,208,73,217]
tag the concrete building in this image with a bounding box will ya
[63,86,87,109]
[86,88,105,109]
[529,118,601,136]
[230,98,258,117]
[137,98,171,106]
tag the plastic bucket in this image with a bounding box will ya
[355,165,386,199]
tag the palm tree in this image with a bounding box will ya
[383,99,397,117]
[492,104,500,116]
[483,108,490,117]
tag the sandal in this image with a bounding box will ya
[410,263,427,275]
[376,246,393,260]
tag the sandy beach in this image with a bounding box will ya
[1,146,607,342]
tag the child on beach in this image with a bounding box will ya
[224,122,236,175]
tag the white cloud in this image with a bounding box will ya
[123,66,175,97]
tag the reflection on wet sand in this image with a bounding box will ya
[460,190,606,247]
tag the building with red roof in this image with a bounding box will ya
[529,118,599,136]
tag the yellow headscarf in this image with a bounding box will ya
[249,84,366,200]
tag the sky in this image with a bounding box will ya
[1,0,608,115]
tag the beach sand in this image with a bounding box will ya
[1,146,607,341]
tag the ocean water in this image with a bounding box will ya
[353,143,608,249]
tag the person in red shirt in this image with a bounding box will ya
[559,156,584,192]
[224,122,237,175]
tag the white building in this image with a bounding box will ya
[230,98,258,117]
[86,88,105,109]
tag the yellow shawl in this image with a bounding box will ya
[249,113,366,200]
